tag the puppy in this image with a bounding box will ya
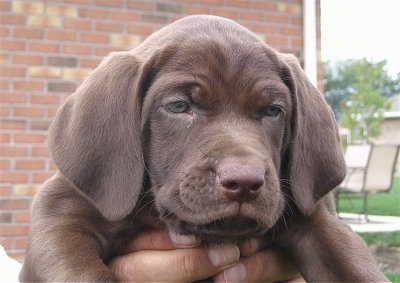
[20,15,387,282]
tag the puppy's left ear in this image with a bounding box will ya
[280,54,346,216]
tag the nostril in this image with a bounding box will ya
[217,160,265,203]
[221,181,240,192]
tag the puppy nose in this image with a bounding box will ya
[217,161,264,203]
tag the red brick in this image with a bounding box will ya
[15,211,32,223]
[110,11,139,22]
[0,120,27,130]
[141,14,168,24]
[0,79,9,89]
[0,199,30,210]
[156,3,183,14]
[47,106,60,117]
[48,30,78,41]
[81,58,101,68]
[14,133,46,143]
[266,13,290,24]
[0,225,30,236]
[15,237,28,249]
[80,33,109,44]
[0,66,26,77]
[0,133,11,142]
[95,46,120,57]
[14,106,44,117]
[127,1,154,10]
[0,93,27,103]
[64,18,92,30]
[13,27,44,39]
[0,173,29,183]
[0,14,26,25]
[242,11,264,21]
[0,38,25,50]
[63,43,92,55]
[95,22,123,32]
[279,26,301,36]
[30,120,52,131]
[79,7,108,19]
[0,1,11,11]
[95,0,124,7]
[0,159,10,169]
[0,26,9,37]
[32,146,50,156]
[185,6,211,15]
[0,106,10,116]
[13,81,44,91]
[30,94,60,104]
[212,8,239,19]
[253,1,277,10]
[0,146,28,156]
[199,0,224,4]
[0,52,9,64]
[0,186,12,197]
[227,0,250,8]
[126,24,153,35]
[33,172,54,183]
[13,54,44,65]
[29,41,60,53]
[64,0,92,4]
[15,160,46,170]
[0,239,12,250]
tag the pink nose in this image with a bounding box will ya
[217,160,265,203]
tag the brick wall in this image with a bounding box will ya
[0,0,319,261]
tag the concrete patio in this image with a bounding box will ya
[339,213,400,233]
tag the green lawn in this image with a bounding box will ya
[337,177,400,280]
[337,177,400,216]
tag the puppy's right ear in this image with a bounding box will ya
[49,52,147,221]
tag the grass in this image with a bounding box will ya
[337,177,400,216]
[359,231,400,246]
[337,177,400,279]
[387,272,400,282]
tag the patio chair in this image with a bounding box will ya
[337,143,400,221]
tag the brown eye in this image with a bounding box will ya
[165,101,191,114]
[264,105,282,117]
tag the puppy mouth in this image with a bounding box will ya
[163,212,263,243]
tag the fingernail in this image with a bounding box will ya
[208,245,240,267]
[168,230,199,247]
[223,263,247,282]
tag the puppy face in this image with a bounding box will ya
[143,36,292,242]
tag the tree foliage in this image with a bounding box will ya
[323,58,400,143]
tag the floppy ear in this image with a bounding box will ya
[49,52,146,221]
[280,54,346,216]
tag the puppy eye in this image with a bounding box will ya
[165,101,191,114]
[264,105,282,117]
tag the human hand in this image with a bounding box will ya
[214,237,305,282]
[109,228,305,282]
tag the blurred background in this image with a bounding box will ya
[1,0,399,280]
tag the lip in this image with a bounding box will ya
[164,212,263,243]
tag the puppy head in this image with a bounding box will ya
[49,16,345,239]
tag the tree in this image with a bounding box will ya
[323,58,400,143]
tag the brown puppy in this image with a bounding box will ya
[20,15,387,282]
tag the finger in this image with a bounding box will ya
[214,246,301,283]
[110,245,240,282]
[239,237,269,257]
[240,246,300,282]
[123,229,200,253]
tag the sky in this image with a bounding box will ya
[321,0,400,77]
